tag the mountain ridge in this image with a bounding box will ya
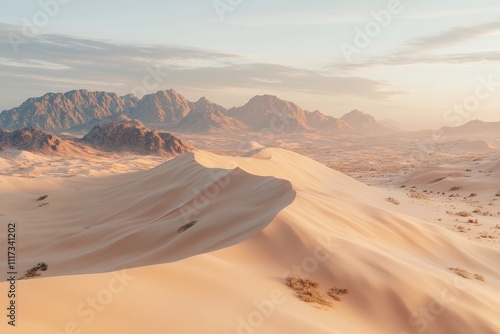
[1,89,391,134]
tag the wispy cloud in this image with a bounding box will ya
[400,21,500,53]
[0,25,399,110]
[331,22,500,73]
[400,6,500,20]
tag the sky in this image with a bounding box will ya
[0,0,499,128]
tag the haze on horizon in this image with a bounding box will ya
[0,0,499,129]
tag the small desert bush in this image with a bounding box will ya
[449,186,461,191]
[24,262,48,279]
[37,194,48,201]
[469,193,478,198]
[455,211,471,217]
[475,274,485,282]
[285,276,332,307]
[449,267,471,279]
[408,191,428,200]
[386,197,400,205]
[178,221,198,233]
[327,287,350,301]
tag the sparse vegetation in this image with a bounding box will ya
[469,193,478,198]
[22,262,48,279]
[449,267,471,279]
[38,203,49,207]
[408,190,428,200]
[178,221,198,233]
[285,276,332,307]
[455,211,471,217]
[467,219,480,225]
[478,232,496,239]
[386,197,400,205]
[37,194,48,201]
[475,274,485,282]
[327,287,350,301]
[456,226,470,233]
[449,186,461,191]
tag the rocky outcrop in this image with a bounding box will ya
[81,122,193,156]
[0,127,78,154]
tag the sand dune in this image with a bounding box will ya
[1,149,500,333]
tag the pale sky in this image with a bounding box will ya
[1,0,499,128]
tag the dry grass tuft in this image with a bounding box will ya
[408,190,429,200]
[449,267,471,279]
[327,287,350,301]
[449,186,462,191]
[455,211,472,217]
[386,197,400,205]
[21,262,48,279]
[475,274,485,282]
[178,221,198,233]
[37,194,48,201]
[285,276,332,307]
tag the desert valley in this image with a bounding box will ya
[0,88,499,333]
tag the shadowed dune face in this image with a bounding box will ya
[1,152,295,278]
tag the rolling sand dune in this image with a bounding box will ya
[1,149,500,333]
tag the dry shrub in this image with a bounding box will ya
[455,211,471,217]
[178,221,198,233]
[285,276,332,307]
[408,191,428,200]
[37,194,48,201]
[327,287,350,301]
[387,197,400,205]
[449,267,471,279]
[449,186,461,191]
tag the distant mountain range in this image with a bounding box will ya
[438,120,500,138]
[0,89,391,134]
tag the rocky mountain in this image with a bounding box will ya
[340,109,391,132]
[1,89,394,135]
[227,95,349,132]
[176,97,247,133]
[127,89,190,125]
[0,127,80,154]
[81,122,193,156]
[68,113,145,134]
[0,90,136,132]
[438,120,500,138]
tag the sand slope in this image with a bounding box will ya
[1,149,499,334]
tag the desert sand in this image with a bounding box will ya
[1,146,500,334]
